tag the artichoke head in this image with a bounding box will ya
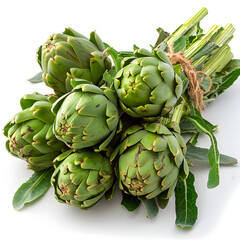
[51,149,114,209]
[38,27,112,96]
[4,93,67,171]
[114,49,183,118]
[52,81,119,151]
[114,122,189,200]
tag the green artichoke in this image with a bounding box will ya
[114,48,183,118]
[4,93,67,171]
[112,122,189,199]
[52,80,119,151]
[51,149,114,209]
[38,27,112,96]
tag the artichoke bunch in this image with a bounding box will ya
[2,25,192,210]
[5,26,187,211]
[4,7,240,229]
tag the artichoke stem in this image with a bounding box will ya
[166,7,208,44]
[171,97,186,124]
[159,117,172,126]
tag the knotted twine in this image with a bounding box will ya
[166,42,212,112]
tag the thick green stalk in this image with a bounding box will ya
[191,23,235,68]
[202,45,233,75]
[160,117,172,125]
[183,24,222,59]
[167,7,208,44]
[159,98,187,126]
[213,23,235,46]
[191,38,232,68]
[171,97,187,124]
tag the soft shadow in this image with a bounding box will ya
[47,163,239,239]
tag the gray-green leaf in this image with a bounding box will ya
[12,168,53,210]
[205,59,240,103]
[173,36,187,52]
[192,42,219,60]
[121,192,141,212]
[175,172,198,229]
[186,144,238,165]
[139,197,159,219]
[185,115,220,189]
[28,72,43,83]
[154,27,169,48]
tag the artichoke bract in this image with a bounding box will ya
[51,149,114,209]
[114,49,183,118]
[113,122,189,199]
[4,93,67,171]
[52,81,119,151]
[38,27,112,96]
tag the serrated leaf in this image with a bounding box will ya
[217,69,240,93]
[139,197,159,219]
[28,72,43,83]
[219,59,240,74]
[192,42,219,60]
[190,106,218,131]
[12,168,53,210]
[205,60,240,103]
[173,36,187,52]
[121,192,141,212]
[181,104,218,133]
[154,27,169,48]
[186,143,238,165]
[185,115,220,188]
[180,118,198,134]
[180,117,218,134]
[175,172,198,229]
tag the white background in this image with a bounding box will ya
[1,0,240,239]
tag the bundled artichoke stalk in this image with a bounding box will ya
[4,7,240,229]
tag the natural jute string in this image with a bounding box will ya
[166,42,212,112]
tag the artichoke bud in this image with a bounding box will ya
[114,122,189,200]
[4,93,67,171]
[38,28,112,96]
[52,83,119,151]
[114,48,183,118]
[51,150,115,209]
